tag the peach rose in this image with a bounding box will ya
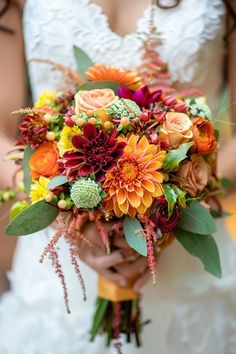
[29,141,59,179]
[159,112,193,147]
[74,89,118,114]
[191,117,217,154]
[176,155,209,196]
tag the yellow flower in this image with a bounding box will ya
[58,125,82,157]
[35,89,58,108]
[29,176,51,204]
[103,134,166,217]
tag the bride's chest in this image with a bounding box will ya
[23,0,226,105]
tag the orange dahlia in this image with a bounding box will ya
[103,134,166,217]
[85,64,143,91]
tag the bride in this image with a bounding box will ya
[0,0,236,353]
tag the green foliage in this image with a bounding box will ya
[47,175,68,190]
[163,184,177,218]
[176,228,222,278]
[90,298,109,342]
[163,184,187,218]
[73,45,95,80]
[23,145,34,195]
[78,81,120,94]
[178,201,217,235]
[221,177,236,189]
[5,200,59,236]
[9,200,29,221]
[163,142,193,172]
[123,216,147,257]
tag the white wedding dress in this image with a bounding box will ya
[1,1,236,353]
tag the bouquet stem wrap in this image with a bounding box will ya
[90,275,143,348]
[98,276,138,302]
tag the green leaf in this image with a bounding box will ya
[178,201,217,235]
[47,175,68,190]
[221,177,236,189]
[163,184,177,218]
[163,142,193,172]
[9,200,29,221]
[172,185,186,208]
[73,45,94,80]
[23,145,34,194]
[123,216,147,257]
[176,228,222,278]
[210,209,232,218]
[78,81,120,94]
[90,298,109,341]
[214,129,220,141]
[5,200,59,236]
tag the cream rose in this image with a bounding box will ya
[176,155,209,196]
[159,112,193,147]
[74,89,118,114]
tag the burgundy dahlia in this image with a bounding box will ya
[150,197,180,233]
[59,123,126,182]
[118,85,162,108]
[19,114,48,148]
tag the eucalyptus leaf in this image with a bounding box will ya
[78,81,120,94]
[163,184,177,218]
[123,216,147,257]
[47,175,68,190]
[163,142,193,172]
[176,228,222,278]
[178,201,217,235]
[73,45,94,80]
[5,200,59,236]
[23,145,34,195]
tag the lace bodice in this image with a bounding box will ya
[1,3,236,354]
[23,0,226,110]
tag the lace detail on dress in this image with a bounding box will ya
[23,0,225,109]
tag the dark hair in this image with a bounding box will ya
[0,0,235,36]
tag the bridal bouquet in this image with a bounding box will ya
[6,46,222,350]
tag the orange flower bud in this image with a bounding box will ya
[29,142,59,179]
[191,117,217,154]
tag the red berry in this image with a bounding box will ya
[140,111,151,122]
[65,116,74,127]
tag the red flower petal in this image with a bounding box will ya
[83,123,97,140]
[72,135,87,150]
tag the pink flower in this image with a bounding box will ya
[118,85,162,108]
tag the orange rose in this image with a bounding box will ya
[176,155,209,196]
[74,89,118,114]
[29,142,59,179]
[191,117,217,154]
[159,112,193,147]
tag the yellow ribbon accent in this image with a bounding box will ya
[98,275,138,302]
[222,192,236,240]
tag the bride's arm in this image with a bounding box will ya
[0,0,26,293]
[218,2,236,181]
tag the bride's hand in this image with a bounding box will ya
[78,221,150,291]
[78,221,127,287]
[112,233,150,292]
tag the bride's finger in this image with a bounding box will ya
[133,270,150,292]
[102,269,127,287]
[90,251,125,270]
[114,256,147,278]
